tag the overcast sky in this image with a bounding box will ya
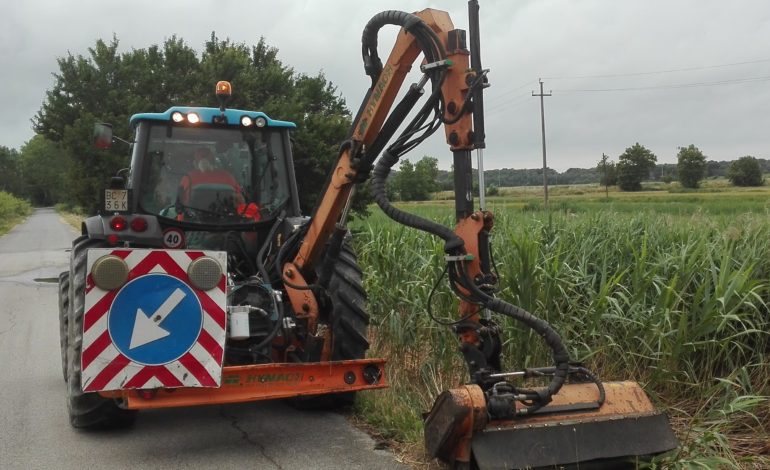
[3,0,770,171]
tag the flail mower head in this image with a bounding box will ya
[425,380,678,469]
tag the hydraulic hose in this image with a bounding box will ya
[256,210,286,284]
[449,259,569,412]
[361,10,446,84]
[372,149,464,253]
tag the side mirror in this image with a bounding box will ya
[93,123,113,149]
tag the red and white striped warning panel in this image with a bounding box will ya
[81,249,227,392]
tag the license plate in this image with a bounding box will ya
[104,189,128,212]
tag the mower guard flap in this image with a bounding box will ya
[472,411,677,469]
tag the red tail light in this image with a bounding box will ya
[110,216,127,231]
[137,389,157,400]
[130,217,148,232]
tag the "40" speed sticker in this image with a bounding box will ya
[162,228,185,249]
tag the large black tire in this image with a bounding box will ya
[58,269,71,382]
[66,236,137,429]
[328,241,370,362]
[291,240,370,409]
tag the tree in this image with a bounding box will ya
[0,146,22,195]
[18,136,68,206]
[393,156,439,201]
[728,156,764,187]
[616,143,657,191]
[33,35,351,214]
[676,144,707,189]
[597,153,616,197]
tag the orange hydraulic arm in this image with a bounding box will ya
[281,8,487,351]
[280,5,571,417]
[289,9,475,272]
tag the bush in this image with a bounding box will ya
[0,191,32,232]
[728,156,764,187]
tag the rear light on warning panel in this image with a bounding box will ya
[91,255,129,290]
[187,256,222,290]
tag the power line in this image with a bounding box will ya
[555,74,770,93]
[542,57,770,80]
[486,99,531,117]
[485,78,538,101]
[485,92,532,114]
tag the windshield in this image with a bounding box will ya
[138,123,290,225]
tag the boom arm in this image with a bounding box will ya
[289,8,474,273]
[282,3,571,416]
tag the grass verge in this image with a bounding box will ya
[0,191,33,236]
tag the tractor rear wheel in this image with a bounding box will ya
[292,240,370,409]
[66,236,136,429]
[328,241,369,363]
[326,241,370,407]
[58,269,71,382]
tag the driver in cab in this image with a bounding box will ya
[178,147,241,203]
[176,147,260,221]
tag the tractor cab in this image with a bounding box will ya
[127,105,301,228]
[94,81,302,236]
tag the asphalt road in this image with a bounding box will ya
[0,208,408,470]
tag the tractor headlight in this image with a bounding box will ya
[240,116,253,127]
[91,255,129,291]
[187,256,222,291]
[254,117,267,128]
[171,112,185,123]
[186,112,200,124]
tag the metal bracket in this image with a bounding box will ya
[420,59,453,73]
[445,254,475,262]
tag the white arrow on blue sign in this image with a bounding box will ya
[108,274,203,366]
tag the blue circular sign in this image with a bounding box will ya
[109,273,203,365]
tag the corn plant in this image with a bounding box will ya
[352,205,769,466]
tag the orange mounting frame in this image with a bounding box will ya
[98,359,387,410]
[453,210,494,346]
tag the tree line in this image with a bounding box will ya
[1,35,767,207]
[596,143,767,191]
[2,34,352,214]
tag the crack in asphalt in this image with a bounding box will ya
[218,407,284,469]
[0,312,16,336]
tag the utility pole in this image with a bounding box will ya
[533,79,552,208]
[600,152,609,199]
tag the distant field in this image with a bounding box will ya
[352,185,770,467]
[424,180,770,216]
